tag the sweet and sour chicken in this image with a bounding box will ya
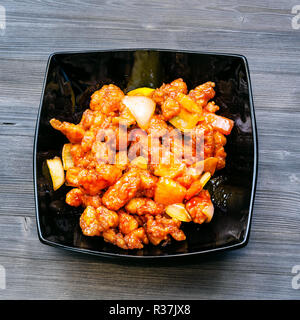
[48,78,234,249]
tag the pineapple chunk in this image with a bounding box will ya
[154,177,186,205]
[127,87,155,97]
[131,156,148,170]
[169,108,202,131]
[153,162,185,179]
[176,93,202,113]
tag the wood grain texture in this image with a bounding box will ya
[0,0,300,300]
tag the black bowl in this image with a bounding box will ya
[33,49,258,260]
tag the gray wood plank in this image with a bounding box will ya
[0,215,299,299]
[0,0,300,300]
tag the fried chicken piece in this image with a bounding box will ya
[79,109,106,131]
[81,130,96,153]
[145,114,169,137]
[79,206,102,236]
[70,145,96,169]
[169,133,184,162]
[196,123,215,159]
[95,164,123,185]
[119,212,139,234]
[103,228,128,249]
[127,128,150,160]
[214,147,227,170]
[66,188,83,207]
[50,119,85,144]
[83,194,102,208]
[70,143,84,162]
[139,170,158,198]
[81,110,107,132]
[134,214,147,227]
[213,130,227,146]
[188,123,227,170]
[124,227,149,249]
[77,165,122,195]
[91,140,112,164]
[66,188,102,208]
[97,206,119,231]
[90,84,124,114]
[112,102,136,127]
[175,174,195,189]
[161,97,181,121]
[152,78,188,105]
[77,169,106,195]
[79,109,96,130]
[104,222,148,250]
[125,198,164,216]
[114,124,130,151]
[169,126,204,165]
[186,190,214,224]
[79,205,120,237]
[104,226,149,250]
[213,131,227,169]
[204,101,219,113]
[159,216,186,242]
[89,124,129,163]
[102,168,141,210]
[188,81,216,108]
[65,167,82,187]
[115,151,129,171]
[145,215,186,245]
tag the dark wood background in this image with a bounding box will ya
[0,0,299,299]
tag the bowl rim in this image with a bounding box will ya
[33,48,258,260]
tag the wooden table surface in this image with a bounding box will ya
[0,0,300,300]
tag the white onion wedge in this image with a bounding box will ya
[199,172,211,188]
[46,156,65,191]
[122,95,155,130]
[203,202,214,223]
[165,203,192,222]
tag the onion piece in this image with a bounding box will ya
[127,87,155,97]
[199,172,211,187]
[203,202,214,223]
[62,143,74,170]
[46,156,65,191]
[166,203,192,222]
[122,95,156,130]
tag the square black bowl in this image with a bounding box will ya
[33,49,258,260]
